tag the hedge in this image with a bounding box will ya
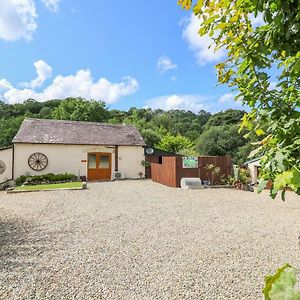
[16,173,80,186]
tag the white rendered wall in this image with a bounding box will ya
[0,147,13,183]
[14,144,115,179]
[248,161,260,183]
[14,143,145,180]
[118,146,145,178]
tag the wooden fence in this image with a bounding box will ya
[151,155,232,188]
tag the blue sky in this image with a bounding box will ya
[0,0,246,113]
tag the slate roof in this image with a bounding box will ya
[13,118,146,146]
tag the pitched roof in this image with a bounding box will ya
[13,118,146,146]
[244,157,261,165]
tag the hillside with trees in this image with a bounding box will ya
[0,97,256,164]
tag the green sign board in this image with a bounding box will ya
[182,157,198,168]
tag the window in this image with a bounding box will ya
[99,155,110,169]
[88,154,96,169]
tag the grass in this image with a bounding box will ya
[14,182,83,191]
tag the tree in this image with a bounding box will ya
[140,129,161,147]
[156,134,194,153]
[178,0,300,198]
[204,109,245,130]
[0,116,24,148]
[52,97,109,122]
[196,124,248,163]
[38,107,53,119]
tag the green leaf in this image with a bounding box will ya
[281,190,286,201]
[270,184,279,198]
[256,128,265,136]
[177,0,192,10]
[258,179,268,193]
[248,146,263,158]
[263,264,291,300]
[274,167,300,192]
[193,0,203,14]
[238,59,249,74]
[290,167,300,191]
[263,264,300,300]
[274,174,291,191]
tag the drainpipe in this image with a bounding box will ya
[12,144,15,180]
[115,145,118,171]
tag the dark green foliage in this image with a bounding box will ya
[204,109,245,130]
[196,124,248,163]
[235,142,255,165]
[156,133,194,153]
[15,175,28,186]
[0,97,254,163]
[15,173,79,186]
[140,129,161,147]
[52,97,109,122]
[38,107,53,119]
[0,116,24,148]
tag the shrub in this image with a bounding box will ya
[15,175,27,186]
[239,168,251,185]
[205,164,221,185]
[220,175,235,186]
[15,173,79,186]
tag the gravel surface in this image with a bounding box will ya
[0,180,300,300]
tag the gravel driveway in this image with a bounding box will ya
[0,180,300,300]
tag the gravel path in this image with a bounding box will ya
[0,180,300,299]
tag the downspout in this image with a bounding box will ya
[115,145,118,171]
[12,143,15,180]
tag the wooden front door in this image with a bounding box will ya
[87,152,112,181]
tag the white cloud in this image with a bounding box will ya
[145,94,210,113]
[0,79,13,91]
[4,88,37,103]
[1,61,139,104]
[22,60,52,88]
[0,0,37,41]
[171,76,177,82]
[145,92,249,113]
[218,93,245,110]
[41,0,61,12]
[157,56,178,73]
[218,93,235,104]
[181,12,264,66]
[182,14,226,65]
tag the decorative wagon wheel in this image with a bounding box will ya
[0,160,6,175]
[28,153,48,171]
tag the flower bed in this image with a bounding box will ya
[15,173,81,186]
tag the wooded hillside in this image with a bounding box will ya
[0,97,257,164]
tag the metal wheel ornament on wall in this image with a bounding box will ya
[0,160,6,175]
[28,153,48,171]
